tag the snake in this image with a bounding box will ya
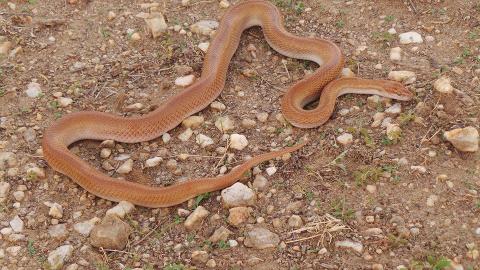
[41,0,413,208]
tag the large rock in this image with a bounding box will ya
[244,227,280,249]
[444,126,478,152]
[209,226,232,242]
[227,207,252,227]
[106,201,135,218]
[74,217,101,236]
[46,245,74,270]
[221,183,256,208]
[90,215,132,250]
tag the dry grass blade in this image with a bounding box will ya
[285,214,349,245]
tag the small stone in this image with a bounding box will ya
[46,245,74,270]
[256,112,268,122]
[116,159,133,174]
[364,228,383,236]
[166,159,177,170]
[288,215,303,228]
[372,264,384,270]
[70,62,85,72]
[386,124,402,141]
[130,32,141,41]
[341,68,355,78]
[184,206,210,230]
[144,12,168,38]
[175,74,196,87]
[90,215,132,250]
[388,27,397,34]
[228,206,252,226]
[210,101,226,111]
[100,148,111,158]
[335,239,363,253]
[388,71,416,84]
[286,201,303,214]
[252,175,268,191]
[107,11,116,20]
[425,35,435,42]
[10,215,24,232]
[444,126,478,152]
[390,47,402,61]
[206,259,216,268]
[13,190,25,202]
[230,134,248,150]
[66,264,79,270]
[198,42,210,53]
[48,203,64,219]
[366,185,377,193]
[337,133,353,145]
[215,116,234,132]
[196,134,214,148]
[219,0,230,8]
[191,250,209,264]
[434,76,454,94]
[367,95,381,108]
[26,81,42,98]
[209,226,232,242]
[162,133,171,143]
[0,182,11,198]
[106,201,135,218]
[124,103,144,112]
[178,128,193,142]
[399,31,423,44]
[241,119,256,128]
[145,157,162,167]
[190,20,219,36]
[0,41,12,55]
[221,182,256,208]
[74,217,101,236]
[411,165,427,173]
[228,239,238,247]
[265,166,277,176]
[182,115,205,129]
[426,194,439,207]
[385,103,402,114]
[48,224,68,239]
[244,227,280,249]
[58,97,73,107]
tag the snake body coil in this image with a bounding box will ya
[42,0,412,208]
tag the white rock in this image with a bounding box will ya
[256,112,269,122]
[426,194,438,207]
[162,133,171,143]
[48,224,68,239]
[390,47,402,61]
[182,116,204,129]
[387,27,397,34]
[221,182,256,208]
[219,0,230,8]
[386,124,402,141]
[0,182,11,198]
[230,134,248,150]
[433,76,454,94]
[411,165,427,173]
[175,74,196,87]
[178,128,193,142]
[6,246,22,257]
[145,157,163,167]
[388,71,416,84]
[184,206,210,230]
[244,227,280,249]
[0,41,12,55]
[215,116,234,132]
[371,112,385,128]
[385,103,402,114]
[74,217,101,236]
[106,201,135,218]
[399,31,423,44]
[366,185,377,193]
[116,159,133,174]
[190,20,219,36]
[335,239,363,253]
[10,215,24,232]
[341,68,355,78]
[444,126,479,152]
[337,133,353,145]
[58,97,73,107]
[144,12,168,38]
[46,245,74,270]
[265,166,277,176]
[196,134,214,148]
[13,190,25,201]
[252,175,268,191]
[210,101,226,111]
[26,82,42,98]
[228,239,238,247]
[198,42,210,53]
[425,35,435,42]
[124,103,144,111]
[107,11,116,20]
[49,203,64,219]
[100,148,111,158]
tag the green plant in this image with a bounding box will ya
[304,190,314,201]
[294,1,305,14]
[95,263,110,270]
[353,166,382,186]
[0,88,4,97]
[398,112,416,126]
[336,20,345,28]
[173,215,184,224]
[359,128,374,147]
[373,31,395,43]
[330,198,355,221]
[217,240,230,249]
[426,255,450,270]
[192,192,210,209]
[27,240,36,256]
[163,263,185,270]
[385,15,395,22]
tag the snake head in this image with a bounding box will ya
[381,80,414,101]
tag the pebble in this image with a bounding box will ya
[206,259,216,268]
[444,126,478,152]
[198,42,210,53]
[341,68,355,78]
[0,41,12,55]
[228,239,238,247]
[106,201,135,218]
[256,112,269,122]
[46,245,74,270]
[178,128,193,142]
[145,156,162,167]
[215,116,235,132]
[48,202,64,219]
[335,239,364,253]
[13,190,25,201]
[433,76,454,94]
[26,81,42,98]
[288,215,303,228]
[48,224,68,239]
[366,185,377,193]
[221,182,256,208]
[184,206,209,230]
[265,166,277,176]
[364,228,383,236]
[10,215,23,232]
[388,27,397,34]
[107,11,116,20]
[388,70,416,84]
[6,246,22,257]
[116,159,133,174]
[411,165,427,173]
[426,194,439,207]
[0,182,11,199]
[190,20,219,36]
[90,215,132,250]
[162,133,171,143]
[191,250,209,264]
[219,0,230,8]
[74,217,101,236]
[399,31,423,44]
[244,227,280,249]
[385,103,402,114]
[100,148,111,158]
[228,206,252,226]
[58,97,73,107]
[386,124,402,141]
[390,47,402,61]
[144,12,168,38]
[124,103,144,111]
[196,134,214,148]
[209,226,232,242]
[230,134,248,150]
[252,174,268,191]
[372,112,385,128]
[210,101,226,111]
[175,75,196,87]
[337,133,353,145]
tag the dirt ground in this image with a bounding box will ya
[1,0,479,269]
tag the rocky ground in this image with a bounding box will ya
[1,0,480,269]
